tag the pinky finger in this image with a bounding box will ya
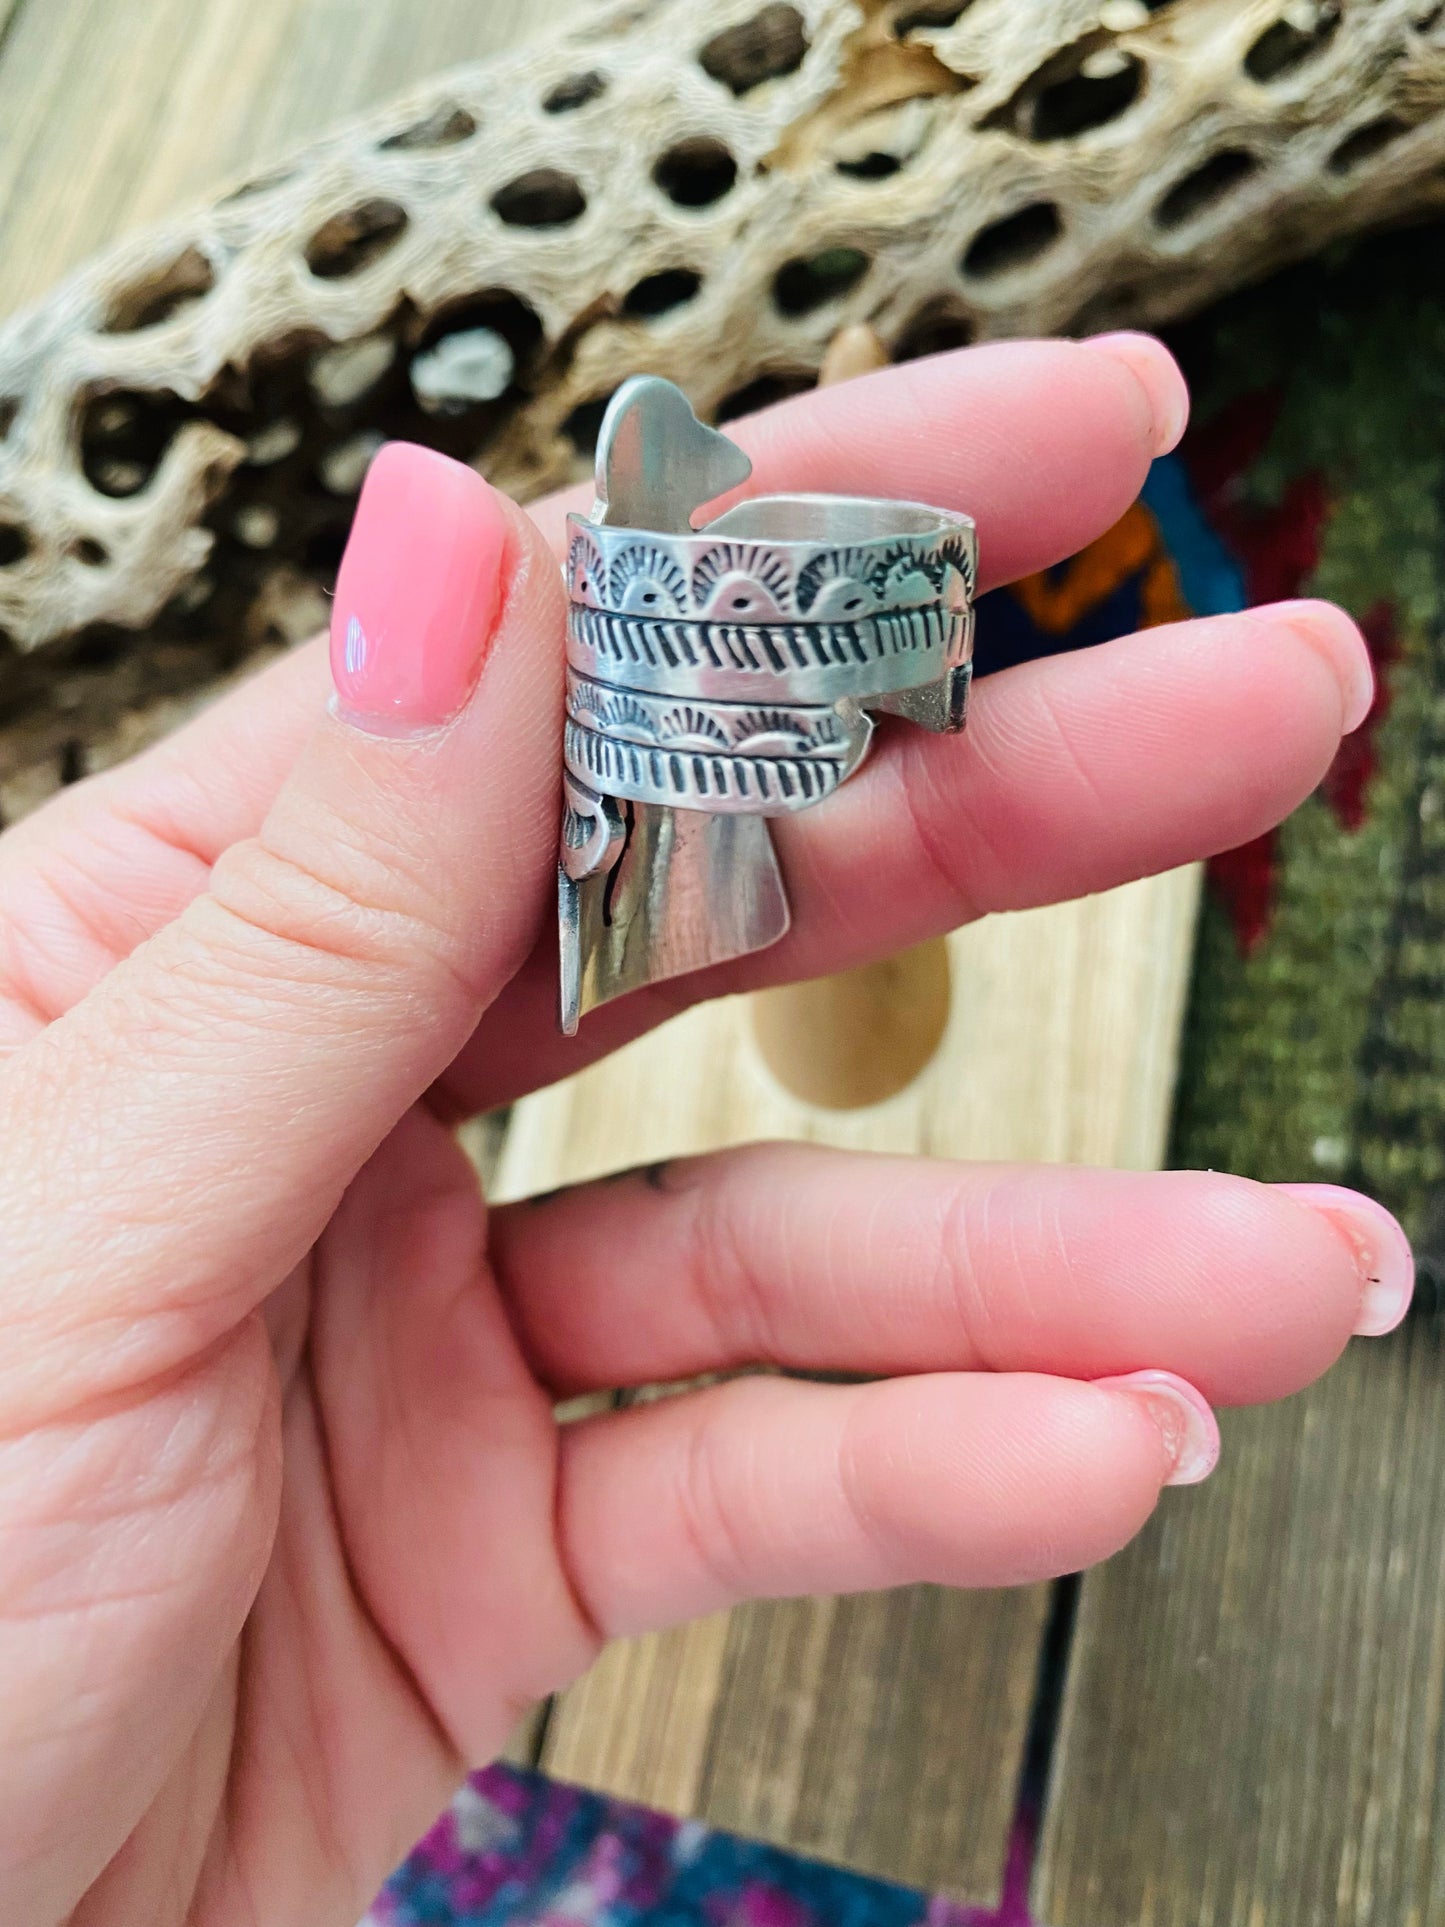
[558,1369,1218,1639]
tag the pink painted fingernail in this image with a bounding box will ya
[1274,1183,1415,1337]
[1265,600,1376,734]
[1081,331,1191,455]
[330,441,509,734]
[1096,1370,1220,1487]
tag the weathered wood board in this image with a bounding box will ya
[1035,1317,1445,1927]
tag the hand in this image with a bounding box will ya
[0,338,1411,1927]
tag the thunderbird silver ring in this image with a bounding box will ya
[557,375,977,1035]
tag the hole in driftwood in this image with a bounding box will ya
[418,288,545,365]
[1155,148,1258,227]
[893,0,972,34]
[773,246,870,316]
[623,267,704,317]
[70,537,108,567]
[716,369,816,421]
[543,70,608,112]
[0,523,30,567]
[1245,2,1341,81]
[380,103,477,149]
[894,293,975,358]
[0,399,16,439]
[305,200,409,277]
[752,938,952,1109]
[699,5,808,92]
[409,289,544,418]
[61,627,128,669]
[303,523,350,581]
[1329,116,1413,174]
[1072,280,1149,333]
[962,201,1062,278]
[102,246,215,333]
[562,392,616,457]
[79,388,184,497]
[491,168,587,227]
[653,137,738,207]
[837,149,903,179]
[997,40,1146,141]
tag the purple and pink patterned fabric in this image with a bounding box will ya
[365,1767,1035,1927]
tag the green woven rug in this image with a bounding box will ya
[1163,224,1445,1313]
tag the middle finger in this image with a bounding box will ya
[439,596,1371,1113]
[489,1143,1410,1406]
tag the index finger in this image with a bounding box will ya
[528,334,1178,584]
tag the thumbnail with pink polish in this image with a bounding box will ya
[330,441,509,732]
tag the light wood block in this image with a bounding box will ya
[495,869,1203,1197]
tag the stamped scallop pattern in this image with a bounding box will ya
[691,542,792,620]
[607,542,688,614]
[569,513,976,622]
[566,670,857,760]
[657,703,730,748]
[793,546,884,619]
[566,527,605,603]
[732,706,834,754]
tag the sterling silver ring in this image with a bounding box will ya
[557,375,977,1035]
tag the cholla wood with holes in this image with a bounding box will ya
[0,0,1442,810]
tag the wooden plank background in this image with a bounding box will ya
[1035,1317,1445,1927]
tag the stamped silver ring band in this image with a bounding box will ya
[557,375,977,1035]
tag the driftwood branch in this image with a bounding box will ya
[0,0,1442,796]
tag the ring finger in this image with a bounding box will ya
[492,1142,1411,1404]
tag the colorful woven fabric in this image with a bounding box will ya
[365,1766,1033,1927]
[1168,230,1445,1299]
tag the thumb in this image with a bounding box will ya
[0,443,564,1412]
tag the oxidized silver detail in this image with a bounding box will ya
[566,603,967,697]
[557,376,976,1034]
[566,512,975,622]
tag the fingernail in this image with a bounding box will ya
[1081,331,1191,455]
[330,441,509,734]
[1266,599,1375,734]
[1096,1369,1220,1487]
[1273,1183,1415,1337]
